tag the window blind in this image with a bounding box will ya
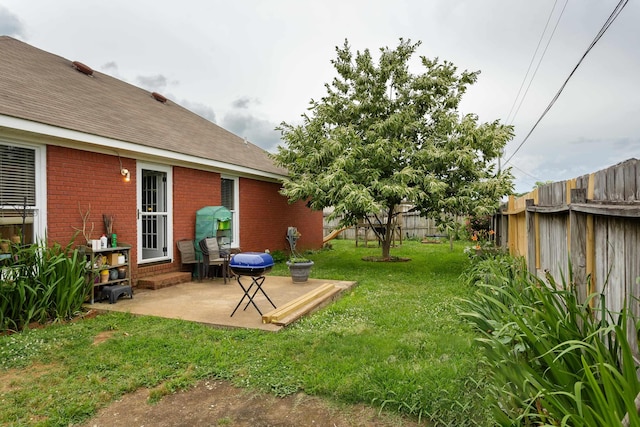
[0,144,36,207]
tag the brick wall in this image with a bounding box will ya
[47,146,322,283]
[238,178,323,253]
[47,146,139,278]
[171,165,220,260]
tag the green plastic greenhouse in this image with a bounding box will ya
[195,206,232,255]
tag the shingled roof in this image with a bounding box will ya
[0,36,286,177]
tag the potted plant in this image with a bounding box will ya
[284,227,314,282]
[286,256,314,283]
[99,266,110,283]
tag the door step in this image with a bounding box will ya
[137,272,192,290]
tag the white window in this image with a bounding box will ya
[137,163,173,263]
[221,176,239,248]
[0,141,46,245]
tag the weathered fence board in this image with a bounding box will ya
[569,208,588,302]
[495,158,640,358]
[627,219,640,352]
[604,218,625,316]
[538,213,569,282]
[623,160,637,200]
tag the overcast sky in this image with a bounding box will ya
[1,0,638,193]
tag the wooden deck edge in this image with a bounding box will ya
[262,283,336,323]
[270,287,343,326]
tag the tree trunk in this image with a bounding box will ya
[381,206,395,259]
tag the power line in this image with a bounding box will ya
[507,0,568,126]
[509,162,541,181]
[504,0,630,167]
[504,0,561,124]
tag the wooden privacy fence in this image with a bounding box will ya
[495,158,640,353]
[323,206,457,243]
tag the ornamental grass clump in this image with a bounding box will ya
[0,239,89,333]
[460,256,640,426]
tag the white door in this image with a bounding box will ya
[137,163,172,263]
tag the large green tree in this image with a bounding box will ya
[273,39,514,259]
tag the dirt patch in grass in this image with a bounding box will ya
[0,363,59,393]
[78,379,421,427]
[92,330,116,345]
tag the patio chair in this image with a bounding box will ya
[198,237,230,283]
[176,239,199,278]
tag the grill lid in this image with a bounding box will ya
[229,252,274,269]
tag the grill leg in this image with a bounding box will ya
[230,275,276,317]
[231,276,261,316]
[243,276,276,311]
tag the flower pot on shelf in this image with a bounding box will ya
[100,269,110,283]
[286,259,314,283]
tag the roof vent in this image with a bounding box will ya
[72,61,93,76]
[151,92,168,103]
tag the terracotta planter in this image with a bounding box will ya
[10,235,20,244]
[0,241,9,253]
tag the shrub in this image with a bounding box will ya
[268,250,287,264]
[464,214,492,237]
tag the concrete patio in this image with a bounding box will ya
[87,276,357,331]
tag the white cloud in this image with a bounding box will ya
[135,74,172,92]
[0,5,25,38]
[221,111,281,153]
[179,100,217,124]
[231,97,257,110]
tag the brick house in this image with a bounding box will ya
[0,36,322,284]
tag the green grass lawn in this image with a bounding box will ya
[0,239,492,426]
